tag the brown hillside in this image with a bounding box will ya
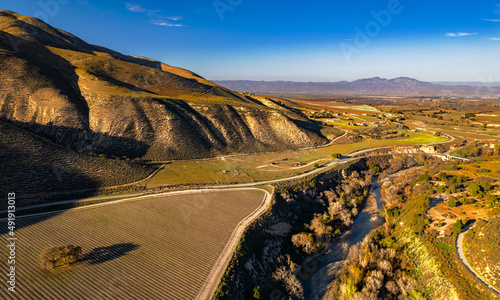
[0,10,327,160]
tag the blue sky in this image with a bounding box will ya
[3,0,500,82]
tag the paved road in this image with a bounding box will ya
[456,224,500,296]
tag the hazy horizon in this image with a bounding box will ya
[211,77,500,85]
[3,0,500,82]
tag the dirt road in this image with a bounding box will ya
[195,187,273,300]
[456,224,500,296]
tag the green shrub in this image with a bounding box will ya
[331,153,342,159]
[468,183,482,197]
[438,172,449,181]
[253,286,262,299]
[418,174,431,182]
[435,241,453,251]
[462,197,474,205]
[479,181,492,192]
[451,219,464,234]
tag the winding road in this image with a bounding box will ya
[456,224,500,297]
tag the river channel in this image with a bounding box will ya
[303,179,385,299]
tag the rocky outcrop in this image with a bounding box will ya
[352,144,446,158]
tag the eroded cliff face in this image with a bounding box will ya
[0,10,327,160]
[81,94,324,160]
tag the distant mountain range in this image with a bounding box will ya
[433,81,500,87]
[215,77,500,97]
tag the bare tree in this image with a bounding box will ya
[272,266,304,299]
[291,233,315,254]
[308,213,333,245]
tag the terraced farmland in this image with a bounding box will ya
[0,189,267,299]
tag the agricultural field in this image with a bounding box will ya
[403,109,500,141]
[287,99,382,115]
[330,105,381,113]
[147,132,447,187]
[0,189,267,299]
[406,122,500,141]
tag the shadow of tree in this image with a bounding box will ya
[83,243,140,265]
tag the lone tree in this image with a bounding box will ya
[468,183,482,197]
[331,153,342,159]
[40,245,82,270]
[451,219,464,235]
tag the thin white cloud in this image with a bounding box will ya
[446,32,478,37]
[151,19,185,27]
[126,3,149,13]
[163,16,183,21]
[125,2,160,14]
[489,37,500,40]
[125,3,184,27]
[483,18,500,22]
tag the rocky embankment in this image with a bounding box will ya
[352,144,446,158]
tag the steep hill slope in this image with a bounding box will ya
[0,10,326,161]
[0,120,156,207]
